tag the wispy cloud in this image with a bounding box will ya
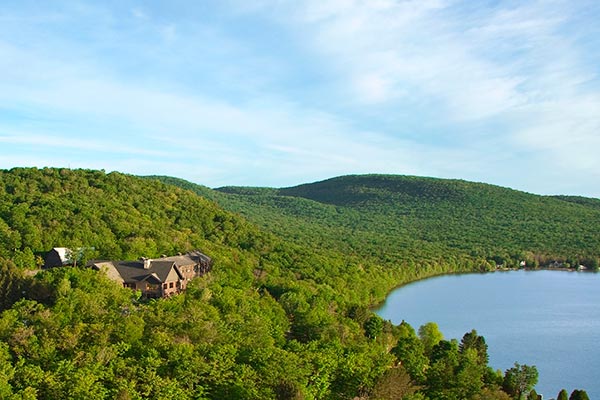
[261,0,559,119]
[0,1,599,196]
[0,132,169,157]
[229,0,600,193]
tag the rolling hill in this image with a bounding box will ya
[154,174,600,273]
[0,168,598,399]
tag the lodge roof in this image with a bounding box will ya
[92,260,179,283]
[88,250,212,298]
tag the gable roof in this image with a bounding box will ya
[91,259,182,284]
[88,250,211,290]
[160,254,196,267]
[147,260,183,282]
[51,247,72,264]
[141,272,163,285]
[186,250,212,264]
[160,251,211,266]
[92,261,124,283]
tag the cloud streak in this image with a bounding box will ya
[0,1,599,196]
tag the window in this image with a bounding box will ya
[169,282,174,288]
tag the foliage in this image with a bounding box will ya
[418,322,443,357]
[205,174,600,279]
[369,364,419,400]
[472,387,513,400]
[0,258,28,311]
[0,169,594,399]
[569,389,590,400]
[460,329,489,366]
[503,362,539,399]
[364,315,384,340]
[391,332,429,384]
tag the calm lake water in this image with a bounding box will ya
[375,270,600,399]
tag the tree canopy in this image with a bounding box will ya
[0,168,594,399]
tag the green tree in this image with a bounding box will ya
[425,340,460,399]
[0,342,15,399]
[569,389,590,400]
[459,329,489,366]
[589,258,599,272]
[12,247,37,269]
[557,389,569,400]
[364,315,384,339]
[472,387,512,400]
[370,365,419,400]
[418,322,443,356]
[0,258,27,311]
[456,347,486,399]
[502,362,538,400]
[527,388,541,400]
[391,335,428,384]
[348,305,370,326]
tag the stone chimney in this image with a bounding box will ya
[141,257,151,269]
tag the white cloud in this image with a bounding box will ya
[514,95,600,169]
[300,0,531,118]
[131,8,148,20]
[0,131,170,157]
[0,30,425,185]
[225,0,600,193]
[1,1,599,196]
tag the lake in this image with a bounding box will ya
[375,270,600,399]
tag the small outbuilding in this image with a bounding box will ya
[44,247,74,268]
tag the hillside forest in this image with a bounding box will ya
[1,167,598,399]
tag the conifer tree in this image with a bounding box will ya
[569,389,590,400]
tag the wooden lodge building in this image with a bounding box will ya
[87,250,212,298]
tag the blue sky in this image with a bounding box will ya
[1,0,599,196]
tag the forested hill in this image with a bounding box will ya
[0,167,417,399]
[208,174,600,270]
[0,168,597,399]
[0,167,272,267]
[552,195,600,210]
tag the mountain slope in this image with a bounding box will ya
[0,168,270,266]
[0,167,407,399]
[210,174,600,269]
[0,168,595,399]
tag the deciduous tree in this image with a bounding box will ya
[364,315,384,339]
[502,362,538,400]
[370,364,419,400]
[418,322,443,356]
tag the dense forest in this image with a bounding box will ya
[1,167,598,399]
[157,174,600,273]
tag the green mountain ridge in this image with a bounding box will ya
[551,195,600,209]
[173,174,600,270]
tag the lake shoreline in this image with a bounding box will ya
[375,270,600,399]
[372,266,595,310]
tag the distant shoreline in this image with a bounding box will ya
[373,266,596,310]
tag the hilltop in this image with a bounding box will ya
[160,174,600,271]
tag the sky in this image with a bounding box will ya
[1,0,599,197]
